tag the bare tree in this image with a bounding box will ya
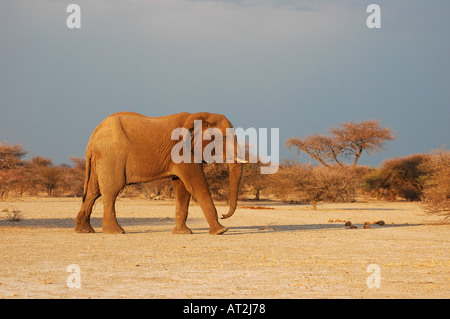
[286,120,395,170]
[330,120,396,170]
[286,134,342,168]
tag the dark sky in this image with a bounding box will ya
[1,0,449,167]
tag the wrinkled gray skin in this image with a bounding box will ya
[75,112,243,235]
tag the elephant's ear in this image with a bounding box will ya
[182,112,212,132]
[182,113,212,152]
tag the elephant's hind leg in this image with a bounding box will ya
[101,193,125,234]
[75,172,100,233]
[172,178,192,234]
[97,166,126,234]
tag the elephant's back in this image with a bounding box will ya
[106,111,190,121]
[102,111,190,128]
[87,112,140,150]
[87,111,191,152]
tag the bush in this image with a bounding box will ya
[271,161,359,209]
[363,154,428,201]
[203,163,229,200]
[4,209,24,222]
[420,149,450,222]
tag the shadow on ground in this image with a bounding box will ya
[0,217,175,229]
[185,222,420,235]
[0,217,419,235]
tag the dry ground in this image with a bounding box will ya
[0,197,449,299]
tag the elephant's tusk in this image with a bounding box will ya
[235,158,248,164]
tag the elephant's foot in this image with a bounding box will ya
[75,223,95,233]
[172,225,193,234]
[75,217,95,233]
[209,225,228,235]
[102,223,126,234]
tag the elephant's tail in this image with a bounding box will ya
[82,153,92,203]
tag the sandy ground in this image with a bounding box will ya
[0,197,449,299]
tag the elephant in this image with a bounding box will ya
[75,111,243,235]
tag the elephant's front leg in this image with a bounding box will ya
[172,178,192,234]
[174,164,228,235]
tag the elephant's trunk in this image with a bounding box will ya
[221,161,243,219]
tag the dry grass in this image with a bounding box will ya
[3,209,24,222]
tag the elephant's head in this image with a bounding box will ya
[182,112,244,219]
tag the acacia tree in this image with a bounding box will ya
[28,156,63,196]
[0,143,27,199]
[286,120,395,170]
[242,162,269,200]
[0,143,26,170]
[286,120,395,202]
